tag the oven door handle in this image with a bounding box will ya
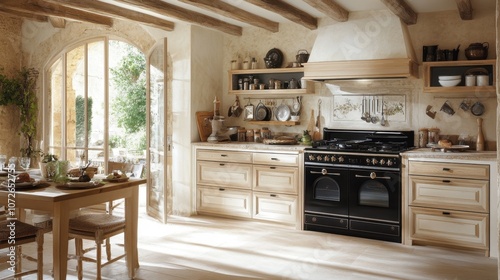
[355,172,391,180]
[310,169,341,176]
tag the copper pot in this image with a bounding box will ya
[465,42,488,60]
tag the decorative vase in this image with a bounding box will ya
[476,117,484,151]
[39,161,57,180]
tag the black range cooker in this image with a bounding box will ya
[303,128,415,243]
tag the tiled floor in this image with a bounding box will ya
[1,190,498,279]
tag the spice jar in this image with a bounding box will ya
[253,129,261,143]
[261,127,271,139]
[418,128,428,148]
[238,127,246,142]
[246,129,254,142]
[428,128,440,144]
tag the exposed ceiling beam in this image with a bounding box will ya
[45,0,174,31]
[455,0,473,20]
[48,16,66,28]
[379,0,417,25]
[179,0,279,33]
[114,0,242,36]
[0,0,114,26]
[302,0,348,22]
[245,0,317,30]
[0,6,48,22]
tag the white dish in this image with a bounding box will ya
[438,79,461,87]
[438,75,461,81]
[276,103,291,121]
[0,180,45,189]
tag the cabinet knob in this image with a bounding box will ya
[442,212,451,215]
[442,167,451,171]
[270,194,277,197]
[219,163,225,166]
[270,166,276,169]
[219,188,225,191]
[220,154,228,157]
[271,158,279,161]
[442,180,451,183]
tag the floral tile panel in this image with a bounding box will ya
[332,95,406,122]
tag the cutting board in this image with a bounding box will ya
[196,111,214,142]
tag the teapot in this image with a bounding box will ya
[465,42,488,60]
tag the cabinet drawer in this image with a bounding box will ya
[197,150,252,163]
[197,161,252,189]
[197,186,252,218]
[409,176,489,212]
[410,207,488,250]
[409,161,489,180]
[253,153,299,166]
[253,191,298,225]
[253,166,298,195]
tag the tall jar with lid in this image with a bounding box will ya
[238,127,246,142]
[418,128,428,148]
[254,129,261,143]
[428,128,440,144]
[246,129,254,142]
[261,127,271,139]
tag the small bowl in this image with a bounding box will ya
[439,79,461,87]
[438,75,461,81]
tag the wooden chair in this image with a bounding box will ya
[68,213,126,280]
[0,220,44,280]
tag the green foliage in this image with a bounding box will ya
[76,95,93,147]
[110,46,146,134]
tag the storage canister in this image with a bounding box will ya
[238,127,246,142]
[261,127,271,139]
[428,128,440,144]
[253,129,261,143]
[418,128,428,148]
[246,129,254,142]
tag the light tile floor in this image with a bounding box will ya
[1,187,498,280]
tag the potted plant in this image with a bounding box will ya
[39,152,58,179]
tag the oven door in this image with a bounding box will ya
[304,166,349,216]
[348,169,400,223]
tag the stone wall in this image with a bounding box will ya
[0,16,22,157]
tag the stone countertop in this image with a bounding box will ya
[193,142,308,152]
[402,148,497,162]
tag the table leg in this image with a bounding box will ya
[125,186,139,278]
[52,203,70,280]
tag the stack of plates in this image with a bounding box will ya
[438,75,461,87]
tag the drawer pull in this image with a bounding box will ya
[219,188,225,191]
[271,158,279,161]
[442,212,451,215]
[220,154,228,157]
[442,180,451,183]
[270,166,277,169]
[442,167,451,171]
[219,163,225,166]
[270,194,277,197]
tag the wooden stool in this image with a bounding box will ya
[69,213,126,280]
[0,220,44,280]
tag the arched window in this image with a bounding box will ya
[45,37,146,175]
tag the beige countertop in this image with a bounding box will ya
[193,142,308,152]
[402,148,497,162]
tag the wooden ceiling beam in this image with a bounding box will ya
[0,0,113,26]
[114,0,242,36]
[455,0,473,20]
[45,0,174,31]
[245,0,317,30]
[380,0,417,25]
[0,6,48,22]
[179,0,279,33]
[302,0,348,22]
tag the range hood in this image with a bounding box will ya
[303,10,418,80]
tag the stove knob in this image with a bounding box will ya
[324,155,330,162]
[331,155,337,162]
[387,159,393,166]
[338,156,345,163]
[371,158,378,165]
[365,158,371,164]
[308,154,316,161]
[380,159,386,165]
[317,155,323,161]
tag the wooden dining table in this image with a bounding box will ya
[0,176,147,279]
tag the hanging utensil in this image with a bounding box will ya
[380,98,386,126]
[313,100,322,141]
[231,96,242,117]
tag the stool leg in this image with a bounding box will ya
[106,238,111,261]
[75,238,83,280]
[96,241,102,280]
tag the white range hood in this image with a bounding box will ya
[303,10,418,80]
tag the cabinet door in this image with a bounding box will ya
[253,166,298,195]
[253,153,299,166]
[410,207,489,251]
[197,186,252,218]
[409,161,489,180]
[253,191,297,225]
[409,176,489,212]
[197,150,252,163]
[197,161,252,189]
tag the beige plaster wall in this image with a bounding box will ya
[0,16,22,157]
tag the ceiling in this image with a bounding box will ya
[0,0,495,36]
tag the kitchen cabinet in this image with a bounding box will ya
[407,160,490,256]
[423,59,496,95]
[195,147,303,228]
[228,68,313,95]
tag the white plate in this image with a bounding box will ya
[276,104,290,121]
[429,144,470,152]
[0,180,45,189]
